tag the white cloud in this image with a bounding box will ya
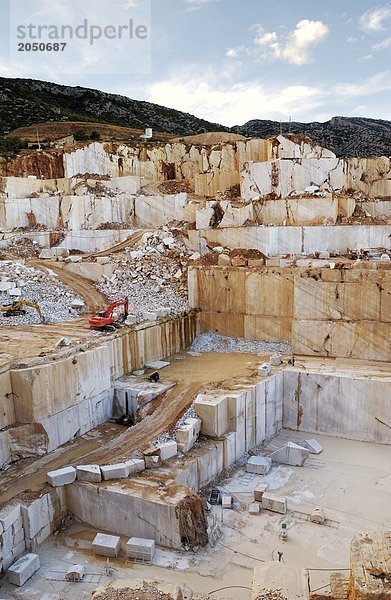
[250,19,329,65]
[142,68,391,125]
[359,4,391,32]
[373,35,391,49]
[334,71,391,99]
[226,48,240,58]
[280,19,330,65]
[146,77,323,125]
[180,0,219,12]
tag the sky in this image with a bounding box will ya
[0,0,390,126]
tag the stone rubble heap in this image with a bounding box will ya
[97,226,195,322]
[0,261,84,325]
[189,332,291,355]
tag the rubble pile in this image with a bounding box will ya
[97,226,194,321]
[254,591,288,600]
[0,261,84,325]
[189,332,291,354]
[0,237,42,259]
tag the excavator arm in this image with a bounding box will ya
[89,297,129,330]
[1,300,45,322]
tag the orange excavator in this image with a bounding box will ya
[89,297,129,331]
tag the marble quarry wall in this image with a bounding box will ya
[0,135,347,197]
[188,224,390,257]
[0,313,197,470]
[292,268,391,361]
[0,489,67,571]
[189,266,391,361]
[241,156,391,200]
[283,370,391,444]
[189,266,294,340]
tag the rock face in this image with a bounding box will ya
[236,116,391,158]
[349,531,391,599]
[189,265,391,361]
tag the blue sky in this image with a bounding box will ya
[0,0,390,125]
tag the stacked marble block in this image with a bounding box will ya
[175,417,202,453]
[46,459,146,487]
[92,533,155,562]
[0,490,63,575]
[194,374,283,470]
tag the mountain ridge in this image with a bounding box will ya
[0,77,390,157]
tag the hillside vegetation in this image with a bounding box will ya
[0,77,390,157]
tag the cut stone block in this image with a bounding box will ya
[254,483,269,501]
[65,564,86,581]
[270,442,310,466]
[270,353,282,366]
[12,540,26,559]
[145,360,170,369]
[92,533,121,557]
[301,438,323,454]
[0,503,21,531]
[258,363,271,377]
[177,440,196,453]
[185,417,202,436]
[194,393,228,438]
[249,502,261,515]
[221,495,233,509]
[25,523,51,551]
[20,494,52,539]
[262,492,287,514]
[46,466,76,487]
[8,288,22,297]
[13,529,25,546]
[7,553,40,586]
[100,463,129,480]
[76,465,102,483]
[125,458,145,475]
[175,424,195,445]
[96,256,110,265]
[310,507,325,525]
[246,456,272,475]
[158,441,178,461]
[126,537,155,561]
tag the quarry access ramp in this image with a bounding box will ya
[30,259,109,313]
[82,381,203,465]
[84,229,149,258]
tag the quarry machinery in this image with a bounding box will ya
[1,300,45,322]
[88,297,129,330]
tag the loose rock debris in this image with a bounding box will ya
[0,260,84,325]
[97,227,190,321]
[189,332,291,355]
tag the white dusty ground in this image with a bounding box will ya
[1,431,389,600]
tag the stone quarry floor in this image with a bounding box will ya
[0,352,263,504]
[1,431,390,600]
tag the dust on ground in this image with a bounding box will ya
[1,432,390,600]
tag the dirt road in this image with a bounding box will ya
[83,382,202,464]
[85,229,148,258]
[0,262,110,371]
[30,260,108,313]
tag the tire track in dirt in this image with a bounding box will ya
[83,382,202,464]
[85,229,149,258]
[30,260,108,313]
